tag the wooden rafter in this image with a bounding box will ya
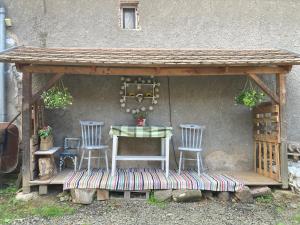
[31,73,64,104]
[248,73,280,104]
[19,64,289,77]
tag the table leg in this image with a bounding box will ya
[161,138,165,170]
[111,135,118,176]
[165,137,170,177]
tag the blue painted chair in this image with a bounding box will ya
[59,137,81,172]
[178,124,206,176]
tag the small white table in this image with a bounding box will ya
[109,126,173,177]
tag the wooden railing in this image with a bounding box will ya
[253,103,281,181]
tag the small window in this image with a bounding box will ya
[120,2,139,30]
[122,7,136,29]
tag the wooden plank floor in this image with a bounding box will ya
[29,169,72,185]
[30,170,281,186]
[226,171,281,186]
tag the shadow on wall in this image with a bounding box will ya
[41,74,253,171]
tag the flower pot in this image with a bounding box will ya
[136,118,146,126]
[40,135,53,151]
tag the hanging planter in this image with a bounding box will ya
[41,81,73,109]
[235,79,265,109]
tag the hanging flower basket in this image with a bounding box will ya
[235,79,265,109]
[41,81,73,109]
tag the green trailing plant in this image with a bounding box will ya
[235,79,265,109]
[41,81,73,109]
[38,126,52,139]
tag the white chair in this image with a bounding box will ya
[78,121,109,175]
[178,124,205,176]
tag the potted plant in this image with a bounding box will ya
[41,82,73,109]
[235,89,265,109]
[133,111,147,126]
[38,126,53,150]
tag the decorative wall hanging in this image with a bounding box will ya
[119,76,160,115]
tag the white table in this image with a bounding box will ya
[109,126,173,177]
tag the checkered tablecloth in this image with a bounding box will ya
[109,126,173,138]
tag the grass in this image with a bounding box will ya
[147,192,167,209]
[293,214,300,224]
[0,184,75,224]
[255,194,274,204]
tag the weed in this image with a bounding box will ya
[0,184,75,224]
[147,192,167,209]
[32,204,75,218]
[255,194,273,204]
[293,214,300,224]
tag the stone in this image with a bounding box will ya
[71,189,96,204]
[154,190,172,202]
[172,190,202,202]
[16,191,39,201]
[202,191,214,200]
[57,192,71,202]
[290,203,298,209]
[234,186,253,203]
[250,187,272,198]
[273,189,299,201]
[217,192,231,201]
[97,190,109,201]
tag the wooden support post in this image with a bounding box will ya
[39,185,48,195]
[277,73,288,188]
[21,72,32,193]
[248,73,279,104]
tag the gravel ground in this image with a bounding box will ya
[11,196,300,225]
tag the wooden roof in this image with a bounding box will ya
[0,46,300,67]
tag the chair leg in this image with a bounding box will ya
[182,153,185,171]
[59,156,64,172]
[105,150,109,172]
[199,152,204,173]
[74,156,77,172]
[197,152,201,176]
[79,150,85,171]
[98,150,101,169]
[88,150,91,175]
[178,151,182,175]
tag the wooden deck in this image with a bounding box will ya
[227,171,281,186]
[29,169,281,187]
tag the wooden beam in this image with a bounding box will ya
[248,73,280,104]
[21,72,32,193]
[277,73,288,188]
[19,64,289,76]
[31,73,64,104]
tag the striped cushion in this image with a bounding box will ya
[63,168,243,192]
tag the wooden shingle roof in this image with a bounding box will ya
[0,46,300,67]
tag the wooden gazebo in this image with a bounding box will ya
[1,46,300,193]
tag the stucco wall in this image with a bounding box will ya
[2,0,300,171]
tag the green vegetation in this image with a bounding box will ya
[41,84,73,109]
[0,184,75,224]
[255,194,273,204]
[235,89,265,109]
[293,214,300,224]
[147,192,167,209]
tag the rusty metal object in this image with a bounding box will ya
[0,122,19,173]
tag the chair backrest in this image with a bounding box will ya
[80,121,104,148]
[180,124,205,150]
[64,137,81,150]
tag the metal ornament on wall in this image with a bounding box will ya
[119,76,160,114]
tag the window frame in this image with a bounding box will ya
[120,4,139,30]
